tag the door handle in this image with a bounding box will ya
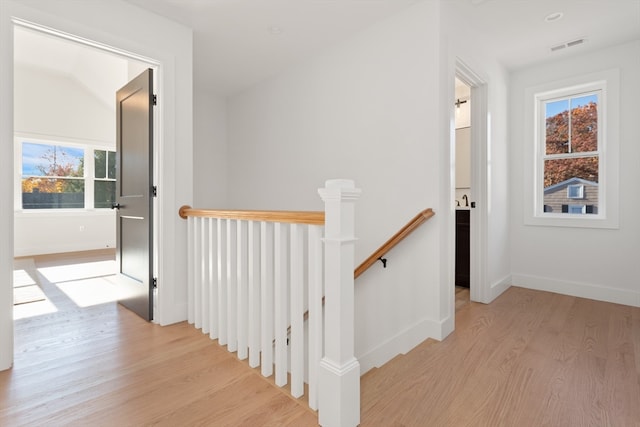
[111,203,122,210]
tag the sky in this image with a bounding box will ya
[22,142,84,176]
[545,93,598,118]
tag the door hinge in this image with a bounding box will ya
[152,94,157,106]
[152,186,157,197]
[153,278,158,289]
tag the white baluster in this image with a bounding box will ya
[217,218,227,346]
[237,220,248,360]
[248,220,261,368]
[187,216,194,324]
[208,217,218,339]
[195,217,203,329]
[274,222,288,387]
[318,179,361,427]
[201,217,209,334]
[290,223,305,398]
[227,220,237,352]
[307,224,323,410]
[260,221,274,377]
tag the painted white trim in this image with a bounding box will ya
[512,274,640,308]
[0,0,14,371]
[489,275,512,302]
[455,59,491,304]
[523,68,620,229]
[357,316,445,375]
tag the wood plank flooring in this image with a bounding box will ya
[2,252,317,426]
[2,253,639,426]
[361,286,640,427]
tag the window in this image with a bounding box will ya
[541,90,600,215]
[21,142,85,209]
[524,69,620,229]
[567,184,584,199]
[18,138,116,210]
[94,150,116,209]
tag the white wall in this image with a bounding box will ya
[193,91,228,208]
[1,0,193,370]
[510,40,640,307]
[227,1,445,373]
[14,64,117,256]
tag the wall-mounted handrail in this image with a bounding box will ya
[354,208,435,279]
[179,205,325,225]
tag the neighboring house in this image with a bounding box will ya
[543,177,599,214]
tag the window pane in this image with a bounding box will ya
[570,94,598,153]
[544,156,598,188]
[22,178,85,209]
[545,100,569,154]
[108,151,116,179]
[95,150,106,178]
[22,142,83,177]
[94,181,116,209]
[543,157,598,215]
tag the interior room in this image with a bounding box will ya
[1,0,639,425]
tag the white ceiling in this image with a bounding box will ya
[14,1,640,98]
[122,0,640,96]
[14,26,144,109]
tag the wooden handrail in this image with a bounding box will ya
[354,208,435,279]
[179,205,325,225]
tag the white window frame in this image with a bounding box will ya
[14,135,116,212]
[523,69,620,229]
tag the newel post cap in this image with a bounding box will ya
[319,179,361,201]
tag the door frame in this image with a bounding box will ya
[455,59,490,304]
[2,0,194,372]
[8,18,163,342]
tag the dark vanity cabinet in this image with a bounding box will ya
[455,209,470,288]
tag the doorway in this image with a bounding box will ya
[454,77,471,310]
[12,23,157,324]
[454,60,490,304]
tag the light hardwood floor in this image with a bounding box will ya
[361,286,640,426]
[3,253,639,426]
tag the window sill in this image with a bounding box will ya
[525,213,618,229]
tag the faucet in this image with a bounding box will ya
[462,194,469,207]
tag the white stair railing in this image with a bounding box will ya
[179,179,360,427]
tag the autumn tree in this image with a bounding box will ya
[22,146,84,194]
[544,102,598,188]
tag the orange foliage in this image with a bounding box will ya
[544,102,598,188]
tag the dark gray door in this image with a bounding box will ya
[114,69,154,321]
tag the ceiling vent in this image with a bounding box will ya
[550,38,586,52]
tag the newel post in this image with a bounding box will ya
[318,179,361,427]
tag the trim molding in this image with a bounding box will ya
[512,274,640,308]
[357,316,444,375]
[489,275,512,302]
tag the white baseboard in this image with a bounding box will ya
[490,275,512,302]
[512,274,640,308]
[357,316,444,375]
[156,302,188,326]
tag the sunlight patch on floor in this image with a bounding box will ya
[56,276,120,307]
[13,299,58,320]
[13,269,37,287]
[37,260,116,283]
